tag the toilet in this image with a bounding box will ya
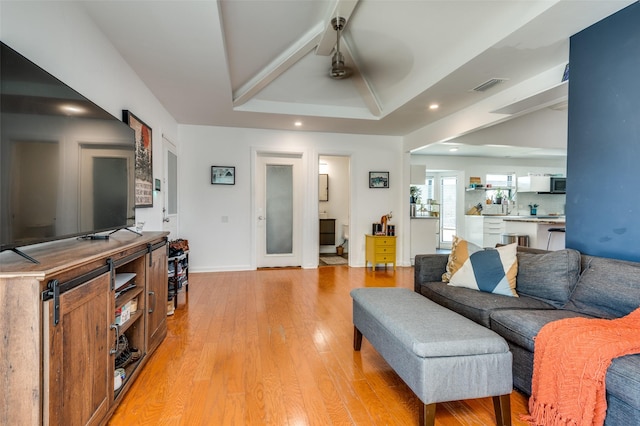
[342,224,349,241]
[342,224,349,251]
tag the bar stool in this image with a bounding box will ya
[546,227,566,250]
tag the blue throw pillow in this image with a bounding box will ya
[447,241,518,297]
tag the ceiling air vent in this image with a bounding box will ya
[471,78,508,92]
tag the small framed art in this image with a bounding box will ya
[211,166,235,185]
[369,171,389,188]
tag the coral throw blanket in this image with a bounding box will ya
[524,308,640,426]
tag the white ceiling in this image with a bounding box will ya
[82,0,635,157]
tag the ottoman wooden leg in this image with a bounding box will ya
[419,403,436,426]
[492,394,512,426]
[353,326,363,351]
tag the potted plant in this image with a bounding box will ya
[495,188,504,204]
[410,186,422,205]
[528,203,539,215]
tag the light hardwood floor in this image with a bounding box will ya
[108,266,530,425]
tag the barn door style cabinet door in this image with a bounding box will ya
[0,232,169,426]
[45,271,112,426]
[146,242,168,353]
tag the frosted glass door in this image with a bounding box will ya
[266,164,293,254]
[256,154,302,268]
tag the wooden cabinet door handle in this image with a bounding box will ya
[148,290,156,314]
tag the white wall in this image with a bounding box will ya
[178,125,403,272]
[1,1,179,231]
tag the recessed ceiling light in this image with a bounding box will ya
[429,103,439,110]
[294,121,302,127]
[449,148,459,152]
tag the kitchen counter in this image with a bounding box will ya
[503,218,565,250]
[410,216,439,219]
[502,216,565,225]
[464,215,565,250]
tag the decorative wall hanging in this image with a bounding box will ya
[123,110,153,207]
[211,166,235,185]
[369,171,389,188]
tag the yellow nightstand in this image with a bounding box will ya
[365,234,396,271]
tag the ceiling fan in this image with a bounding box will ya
[329,16,352,79]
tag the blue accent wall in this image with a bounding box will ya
[566,2,640,262]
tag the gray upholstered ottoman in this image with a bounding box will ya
[350,288,513,426]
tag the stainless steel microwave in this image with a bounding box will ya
[550,177,566,194]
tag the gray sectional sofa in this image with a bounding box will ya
[414,247,640,426]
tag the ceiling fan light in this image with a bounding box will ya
[330,51,352,79]
[330,66,350,79]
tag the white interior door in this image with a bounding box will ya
[256,154,303,267]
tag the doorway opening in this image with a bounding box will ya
[163,136,178,238]
[318,155,350,266]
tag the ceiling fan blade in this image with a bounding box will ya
[340,39,382,117]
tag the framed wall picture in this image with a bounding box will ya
[123,110,153,207]
[369,171,389,188]
[211,166,235,185]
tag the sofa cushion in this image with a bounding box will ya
[416,281,554,327]
[607,354,640,412]
[564,256,640,319]
[445,237,518,297]
[516,249,581,308]
[489,309,592,352]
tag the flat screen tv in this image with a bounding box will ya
[1,41,136,260]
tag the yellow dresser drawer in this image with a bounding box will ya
[365,234,397,271]
[374,254,394,263]
[374,246,395,255]
[375,237,395,247]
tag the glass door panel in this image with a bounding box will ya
[440,176,457,248]
[266,164,293,254]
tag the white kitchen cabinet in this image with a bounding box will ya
[517,175,550,192]
[464,216,484,247]
[464,216,505,248]
[410,217,438,264]
[483,217,506,247]
[410,165,426,184]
